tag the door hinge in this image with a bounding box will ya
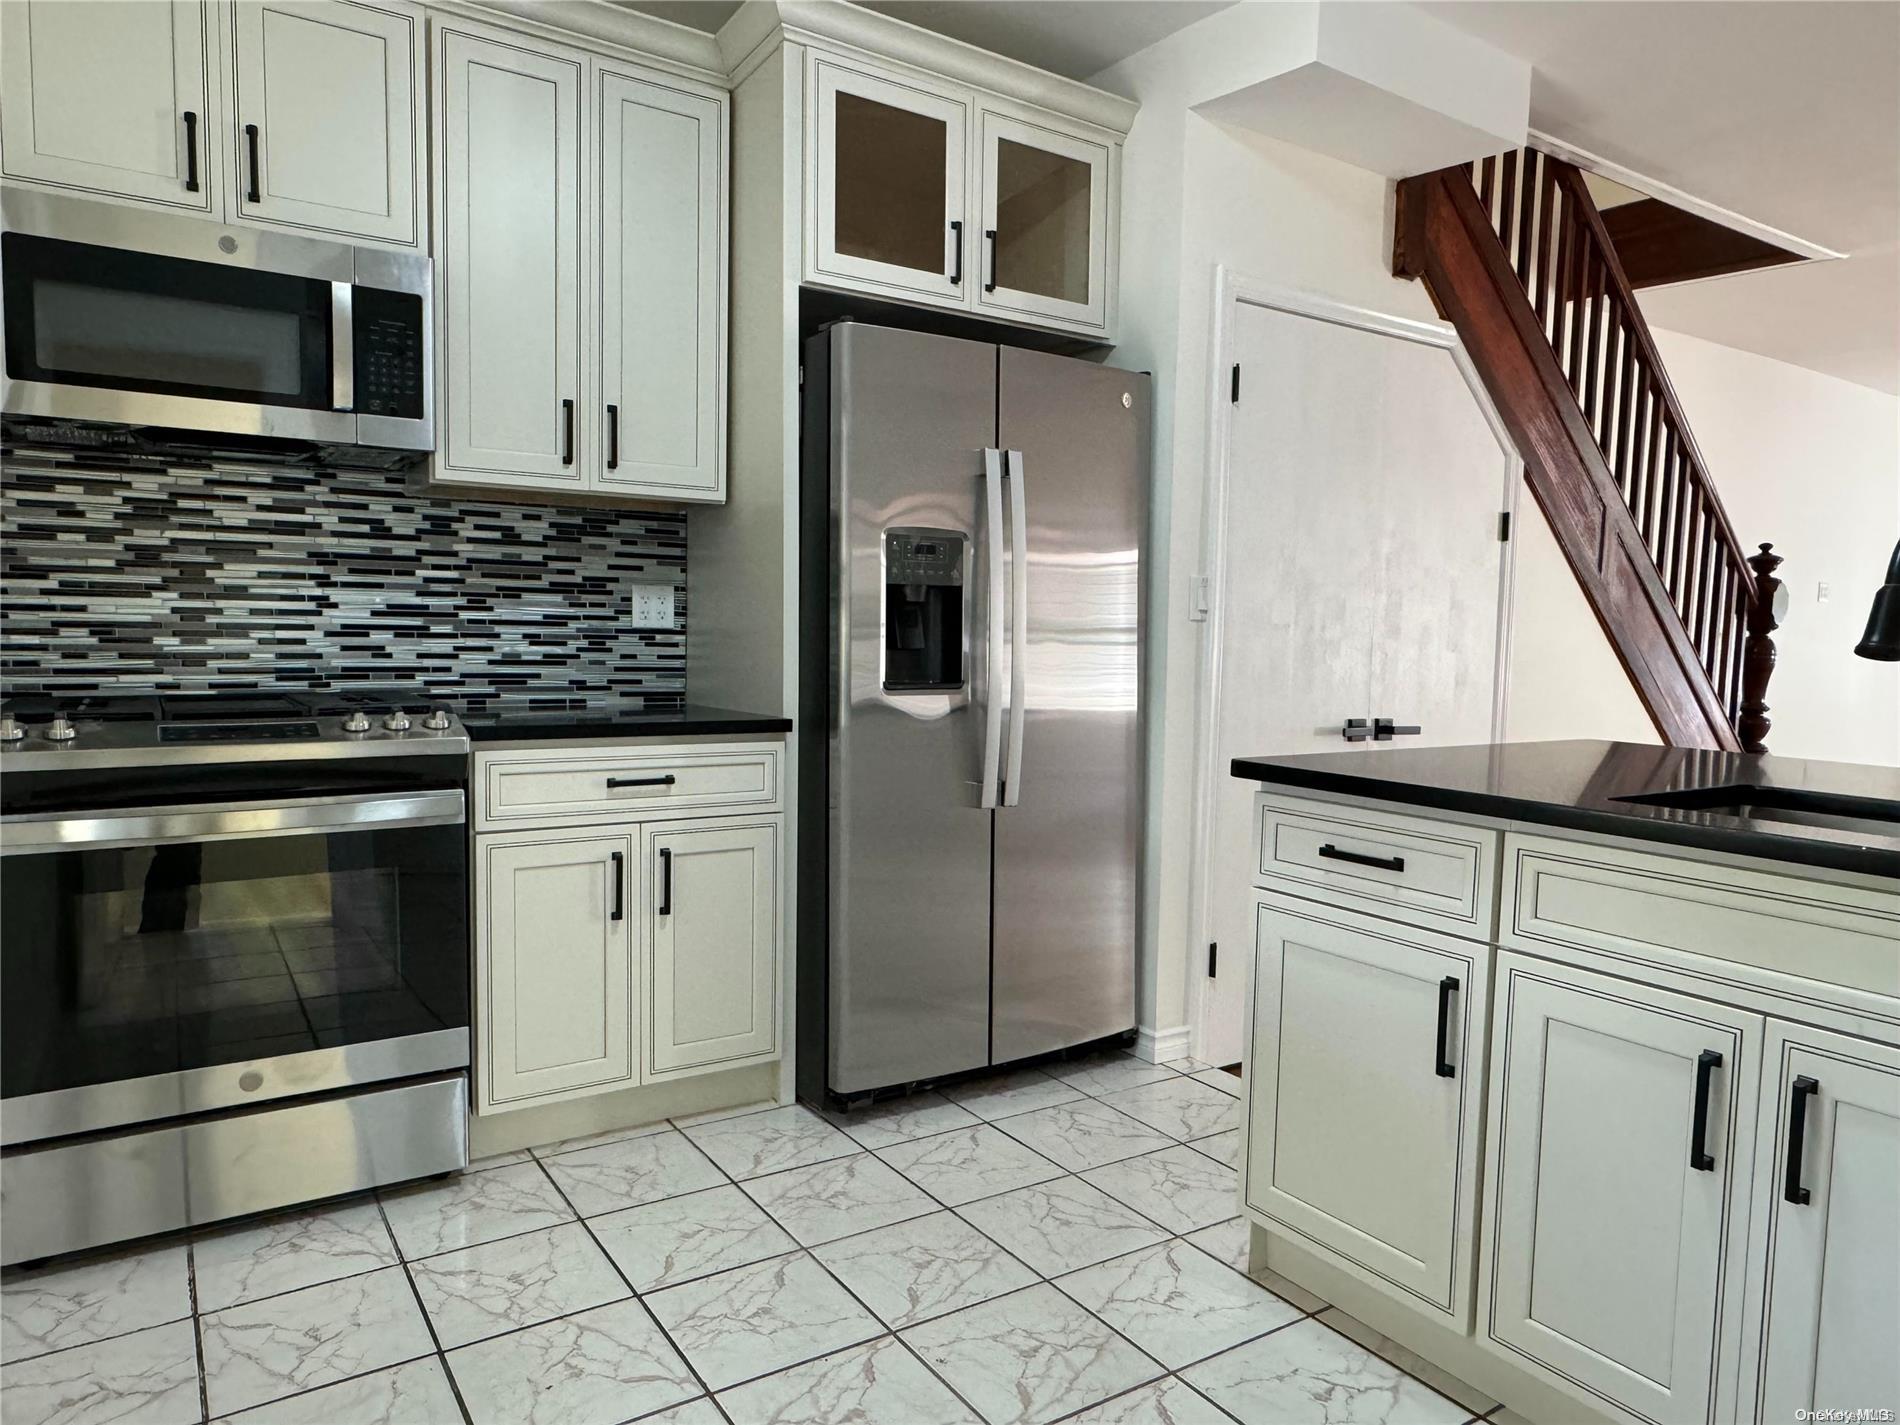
[1498,510,1512,542]
[1187,574,1210,623]
[1207,942,1218,977]
[1230,364,1241,403]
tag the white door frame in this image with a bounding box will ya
[1184,267,1522,1065]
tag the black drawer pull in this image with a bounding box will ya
[1690,1049,1722,1171]
[1317,843,1405,873]
[606,774,676,789]
[949,219,963,285]
[1434,976,1459,1078]
[244,123,261,203]
[659,847,672,916]
[609,849,625,922]
[1784,1075,1820,1204]
[182,111,200,192]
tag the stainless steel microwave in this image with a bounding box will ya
[1,190,431,464]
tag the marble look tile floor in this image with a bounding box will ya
[0,1050,1501,1425]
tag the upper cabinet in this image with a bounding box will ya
[0,0,423,248]
[430,17,728,503]
[0,0,216,213]
[228,0,424,246]
[803,50,1122,339]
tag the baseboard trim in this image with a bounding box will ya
[1134,1024,1193,1064]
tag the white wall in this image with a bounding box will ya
[1098,15,1440,1054]
[1506,329,1900,767]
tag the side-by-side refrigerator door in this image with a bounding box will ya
[992,348,1146,1062]
[827,323,999,1095]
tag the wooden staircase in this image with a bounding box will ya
[1394,147,1782,752]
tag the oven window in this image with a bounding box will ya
[1,822,468,1100]
[1,232,333,409]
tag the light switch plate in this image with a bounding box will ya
[631,584,676,627]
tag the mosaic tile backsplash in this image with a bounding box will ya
[0,449,687,706]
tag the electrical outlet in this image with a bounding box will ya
[630,584,676,627]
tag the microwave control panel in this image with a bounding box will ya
[352,288,425,419]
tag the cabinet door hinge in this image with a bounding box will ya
[1230,364,1241,403]
[1207,942,1218,977]
[1498,510,1512,542]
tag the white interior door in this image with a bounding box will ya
[1746,1023,1900,1421]
[1199,296,1513,1065]
[230,0,422,245]
[597,68,724,498]
[0,0,215,213]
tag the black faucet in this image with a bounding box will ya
[1857,539,1900,661]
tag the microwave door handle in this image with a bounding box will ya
[979,448,1006,810]
[330,282,354,413]
[0,790,465,856]
[1002,448,1028,807]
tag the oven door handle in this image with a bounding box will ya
[0,790,465,856]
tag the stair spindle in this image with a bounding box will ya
[1534,159,1559,326]
[1497,150,1519,252]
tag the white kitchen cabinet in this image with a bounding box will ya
[644,820,778,1078]
[1481,952,1761,1425]
[0,0,216,213]
[974,106,1109,331]
[1246,899,1487,1322]
[433,19,586,490]
[809,56,969,307]
[478,830,635,1110]
[1742,1024,1900,1421]
[228,0,423,246]
[597,67,725,499]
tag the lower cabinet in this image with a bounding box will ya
[1246,899,1488,1322]
[644,821,779,1077]
[1742,1024,1900,1421]
[478,831,635,1108]
[1480,953,1761,1425]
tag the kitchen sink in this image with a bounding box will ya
[1614,784,1900,836]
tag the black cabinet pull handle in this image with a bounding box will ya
[609,850,625,922]
[1690,1048,1722,1171]
[606,403,619,470]
[560,398,574,465]
[606,774,675,789]
[1434,976,1459,1077]
[1373,718,1422,740]
[949,220,963,285]
[1784,1075,1820,1204]
[244,123,261,203]
[658,847,672,916]
[984,228,998,292]
[1317,843,1405,873]
[182,111,200,192]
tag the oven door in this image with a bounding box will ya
[0,190,359,444]
[0,791,469,1146]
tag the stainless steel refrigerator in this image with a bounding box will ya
[798,322,1148,1103]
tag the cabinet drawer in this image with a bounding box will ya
[1254,795,1498,938]
[477,743,782,829]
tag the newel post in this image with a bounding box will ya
[1738,543,1785,754]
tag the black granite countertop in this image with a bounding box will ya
[463,703,792,743]
[1230,740,1900,879]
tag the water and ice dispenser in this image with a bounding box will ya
[883,527,966,692]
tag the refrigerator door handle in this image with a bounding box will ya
[980,447,1007,809]
[1002,448,1029,807]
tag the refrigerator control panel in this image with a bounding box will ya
[884,527,966,693]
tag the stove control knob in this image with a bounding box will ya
[341,710,372,734]
[422,706,453,731]
[382,709,412,733]
[0,716,23,743]
[44,716,78,743]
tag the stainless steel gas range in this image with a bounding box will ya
[0,689,470,1264]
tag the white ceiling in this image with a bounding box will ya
[616,0,1233,78]
[1416,1,1900,394]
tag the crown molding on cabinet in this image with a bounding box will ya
[438,0,730,85]
[717,0,1138,136]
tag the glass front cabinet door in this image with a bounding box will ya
[975,108,1110,331]
[811,58,968,305]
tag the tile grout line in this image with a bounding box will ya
[187,1242,210,1425]
[373,1193,477,1425]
